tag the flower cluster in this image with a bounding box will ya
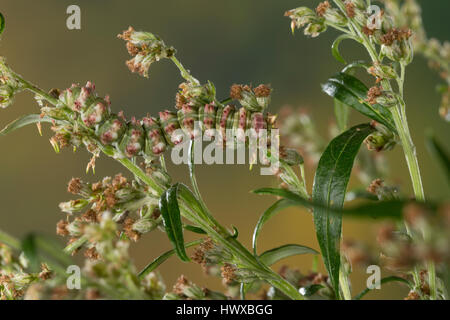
[377,203,450,299]
[264,266,335,300]
[0,244,52,300]
[118,27,176,78]
[0,58,22,109]
[382,0,450,121]
[57,173,163,256]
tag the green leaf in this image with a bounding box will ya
[353,276,411,300]
[0,12,5,37]
[0,114,54,136]
[322,73,396,133]
[138,240,202,279]
[252,199,295,256]
[312,123,375,297]
[21,233,73,275]
[160,184,190,262]
[259,244,318,266]
[331,34,355,64]
[300,284,324,297]
[253,187,421,220]
[334,98,350,132]
[425,130,450,184]
[184,225,207,234]
[21,234,40,272]
[341,61,370,73]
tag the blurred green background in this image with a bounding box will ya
[0,0,448,299]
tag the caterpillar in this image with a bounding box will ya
[56,81,278,161]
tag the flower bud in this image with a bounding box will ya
[364,131,396,152]
[316,2,346,27]
[368,63,397,80]
[0,84,14,109]
[280,148,304,166]
[285,7,317,29]
[376,90,401,108]
[67,218,84,237]
[119,27,176,78]
[367,179,399,201]
[132,218,158,234]
[304,22,327,38]
[173,275,205,300]
[59,199,90,214]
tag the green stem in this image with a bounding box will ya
[5,55,304,300]
[339,267,352,300]
[170,56,200,85]
[178,195,304,300]
[332,0,436,299]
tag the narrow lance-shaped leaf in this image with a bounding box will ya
[159,184,190,262]
[331,34,356,64]
[21,234,40,272]
[425,130,450,184]
[259,244,318,266]
[312,123,375,297]
[353,276,412,300]
[322,73,396,133]
[0,114,54,136]
[0,12,5,36]
[253,187,418,220]
[138,240,202,279]
[334,98,349,133]
[252,199,295,256]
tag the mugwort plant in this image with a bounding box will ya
[0,0,449,300]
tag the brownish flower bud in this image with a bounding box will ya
[56,220,69,236]
[253,84,272,98]
[367,178,384,195]
[404,290,420,300]
[367,86,382,105]
[84,247,100,260]
[316,1,331,17]
[345,2,356,18]
[230,84,243,100]
[67,178,82,195]
[221,263,236,285]
[38,263,52,280]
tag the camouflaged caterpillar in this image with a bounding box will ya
[56,81,278,161]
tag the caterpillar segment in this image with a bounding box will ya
[57,82,280,162]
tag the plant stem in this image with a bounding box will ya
[10,67,303,300]
[170,56,200,85]
[339,267,352,300]
[185,140,304,300]
[332,0,437,299]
